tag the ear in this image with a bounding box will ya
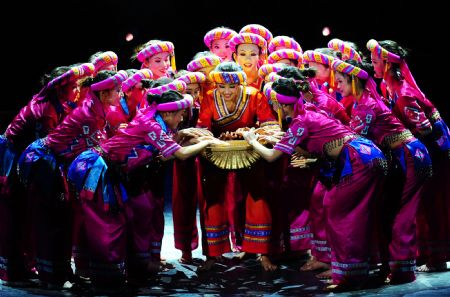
[232,52,237,62]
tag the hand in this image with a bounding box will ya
[290,157,317,168]
[258,135,279,145]
[196,136,229,146]
[118,123,128,129]
[242,128,258,145]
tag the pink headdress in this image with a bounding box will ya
[268,36,302,54]
[366,39,401,63]
[203,28,238,48]
[146,92,193,118]
[240,24,273,44]
[209,69,247,85]
[137,41,176,71]
[331,59,368,80]
[176,72,206,85]
[258,63,287,80]
[327,39,362,62]
[92,51,118,72]
[303,50,337,87]
[47,63,96,89]
[367,39,425,99]
[332,59,381,101]
[228,33,267,53]
[303,50,335,66]
[265,72,284,83]
[122,69,153,93]
[147,80,187,95]
[264,83,301,105]
[91,70,128,91]
[156,94,193,112]
[264,82,302,124]
[186,55,221,72]
[268,49,303,65]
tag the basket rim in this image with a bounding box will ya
[206,139,252,152]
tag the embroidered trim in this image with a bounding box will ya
[323,134,359,156]
[382,130,413,148]
[429,111,441,124]
[213,87,250,127]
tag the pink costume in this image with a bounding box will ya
[350,91,432,280]
[17,71,127,287]
[274,107,387,287]
[389,80,450,268]
[68,94,187,284]
[0,64,94,283]
[367,38,450,268]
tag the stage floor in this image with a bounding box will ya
[1,204,450,296]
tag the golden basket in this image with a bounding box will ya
[201,140,261,170]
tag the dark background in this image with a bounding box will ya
[1,0,448,130]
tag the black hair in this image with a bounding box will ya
[276,67,313,93]
[378,40,409,81]
[152,77,173,88]
[40,66,71,86]
[82,70,116,88]
[147,90,184,106]
[278,66,316,80]
[214,61,243,72]
[272,78,306,98]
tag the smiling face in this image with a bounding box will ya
[216,83,239,102]
[235,43,260,75]
[211,39,233,62]
[145,52,171,79]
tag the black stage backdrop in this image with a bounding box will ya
[1,0,447,129]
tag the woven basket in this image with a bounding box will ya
[202,140,260,170]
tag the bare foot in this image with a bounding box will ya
[259,254,278,271]
[147,260,173,273]
[324,283,360,292]
[316,268,332,279]
[198,256,222,272]
[233,252,248,261]
[300,258,330,272]
[416,262,447,272]
[179,251,193,264]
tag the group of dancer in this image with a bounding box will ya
[0,23,449,293]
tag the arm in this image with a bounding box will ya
[395,96,432,137]
[173,139,211,160]
[244,129,283,162]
